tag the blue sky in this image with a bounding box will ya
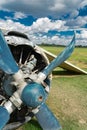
[0,0,87,46]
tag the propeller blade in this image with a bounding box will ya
[0,30,19,74]
[35,103,62,130]
[0,106,10,130]
[42,32,76,76]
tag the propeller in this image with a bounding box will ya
[0,30,75,130]
[0,106,10,130]
[0,30,19,74]
[42,32,76,77]
[35,103,61,130]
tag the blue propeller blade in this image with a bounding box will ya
[42,32,76,76]
[0,30,19,74]
[35,103,62,130]
[0,106,10,130]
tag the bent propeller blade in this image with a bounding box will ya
[0,30,19,74]
[35,103,62,130]
[0,106,10,130]
[42,32,76,76]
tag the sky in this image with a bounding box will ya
[0,0,87,46]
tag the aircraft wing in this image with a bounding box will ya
[39,47,87,74]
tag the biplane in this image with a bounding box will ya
[0,29,86,130]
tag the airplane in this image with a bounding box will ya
[0,29,86,130]
[1,28,87,74]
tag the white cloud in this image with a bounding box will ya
[0,0,87,47]
[0,0,15,10]
[0,17,87,46]
[52,35,59,41]
[0,19,29,32]
[0,17,67,33]
[77,30,87,39]
[29,17,67,33]
[4,12,28,21]
[79,0,87,8]
[0,18,70,45]
[76,29,87,46]
[81,30,87,39]
[30,34,72,46]
[70,10,79,18]
[66,16,87,29]
[0,0,87,18]
[0,0,87,35]
[13,12,27,20]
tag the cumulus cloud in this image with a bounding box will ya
[0,17,86,46]
[0,19,29,32]
[29,17,67,33]
[77,30,87,39]
[0,16,87,46]
[30,34,74,46]
[70,10,79,18]
[0,17,67,33]
[13,12,28,20]
[79,0,87,8]
[31,30,87,46]
[80,30,87,39]
[0,18,71,45]
[66,16,87,29]
[0,0,87,34]
[0,0,87,18]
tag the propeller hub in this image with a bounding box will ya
[21,82,47,108]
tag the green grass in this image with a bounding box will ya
[41,46,87,69]
[49,75,87,130]
[22,119,42,130]
[17,46,87,130]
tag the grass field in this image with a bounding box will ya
[17,46,87,130]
